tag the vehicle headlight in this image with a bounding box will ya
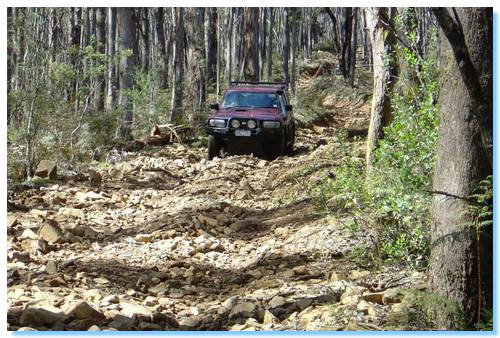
[208,119,226,128]
[247,120,257,129]
[262,121,280,128]
[230,119,241,128]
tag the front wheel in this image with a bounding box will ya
[265,134,285,160]
[207,135,222,160]
[285,123,295,155]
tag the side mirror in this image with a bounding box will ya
[210,102,219,110]
[286,104,293,112]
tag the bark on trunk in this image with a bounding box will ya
[138,8,150,72]
[324,7,341,54]
[243,8,259,81]
[156,8,168,90]
[94,7,106,111]
[267,8,273,81]
[106,7,116,111]
[282,8,290,86]
[428,7,493,329]
[291,8,297,95]
[205,8,217,85]
[116,8,136,140]
[170,8,185,124]
[365,7,398,171]
[259,8,267,81]
[227,8,234,84]
[348,8,358,87]
[339,7,353,79]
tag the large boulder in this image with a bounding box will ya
[38,220,65,244]
[19,307,69,326]
[34,160,57,180]
[66,301,105,321]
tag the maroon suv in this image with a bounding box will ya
[205,81,295,160]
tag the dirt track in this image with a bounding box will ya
[7,98,425,331]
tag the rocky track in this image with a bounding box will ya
[7,113,426,331]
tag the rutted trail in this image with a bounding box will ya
[7,94,425,332]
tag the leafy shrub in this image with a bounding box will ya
[312,25,438,267]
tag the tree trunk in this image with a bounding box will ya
[291,8,297,95]
[170,7,185,124]
[428,7,492,329]
[116,8,136,140]
[259,8,267,81]
[365,7,398,171]
[242,8,259,81]
[94,7,106,111]
[348,8,358,87]
[205,8,217,86]
[7,7,14,94]
[156,8,168,90]
[267,8,273,80]
[138,8,150,72]
[106,7,117,111]
[282,8,290,86]
[324,7,341,54]
[227,8,234,84]
[216,10,221,96]
[339,7,353,79]
[360,8,371,67]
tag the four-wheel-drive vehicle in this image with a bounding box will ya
[205,81,295,160]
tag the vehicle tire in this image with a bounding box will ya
[285,123,295,155]
[208,135,222,160]
[266,134,285,160]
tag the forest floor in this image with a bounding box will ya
[7,57,427,331]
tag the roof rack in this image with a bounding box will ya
[230,81,287,89]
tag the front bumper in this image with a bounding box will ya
[205,126,284,142]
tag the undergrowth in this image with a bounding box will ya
[310,26,439,270]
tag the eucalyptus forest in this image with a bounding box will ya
[6,7,493,331]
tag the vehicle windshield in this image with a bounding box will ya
[222,92,282,109]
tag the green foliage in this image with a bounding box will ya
[128,67,171,139]
[8,40,112,180]
[384,289,466,330]
[465,175,493,231]
[313,142,365,214]
[366,27,438,266]
[475,308,493,331]
[311,24,439,268]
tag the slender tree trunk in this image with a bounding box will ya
[365,7,398,171]
[259,8,267,81]
[339,7,353,79]
[205,8,217,86]
[282,8,290,86]
[360,8,371,67]
[428,7,492,329]
[267,8,273,81]
[138,8,150,72]
[94,7,106,111]
[196,8,206,109]
[106,7,116,111]
[170,7,185,124]
[7,7,14,94]
[324,7,341,54]
[216,10,221,96]
[227,8,234,84]
[291,8,297,95]
[116,8,136,140]
[156,8,168,90]
[348,8,358,87]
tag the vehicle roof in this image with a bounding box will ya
[225,86,284,94]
